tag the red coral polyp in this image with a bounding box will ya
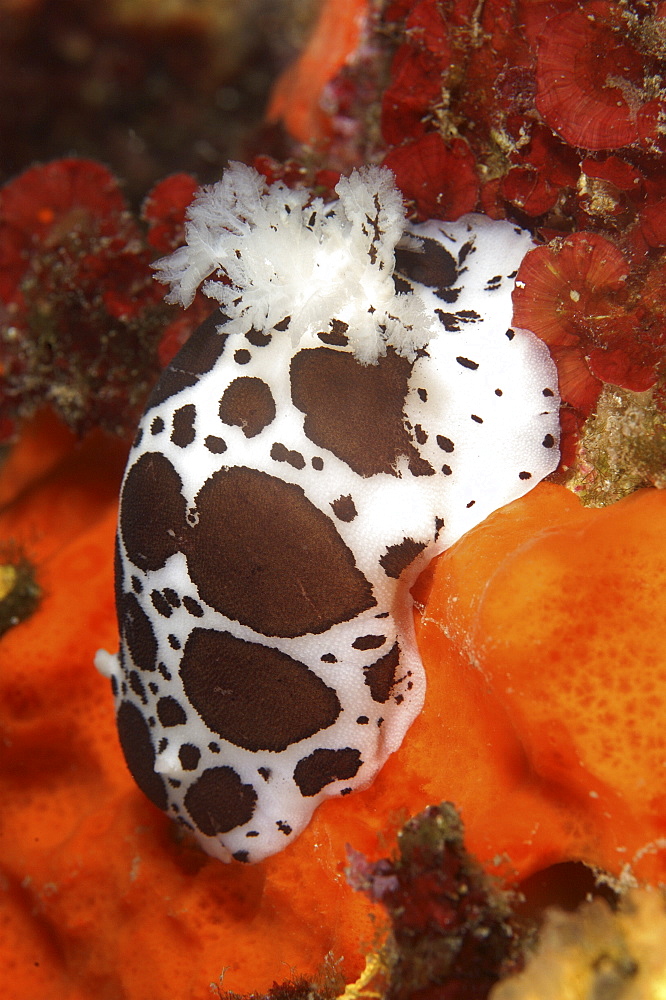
[142,173,199,255]
[500,125,579,217]
[0,158,128,240]
[640,196,666,248]
[514,233,629,347]
[0,159,131,304]
[404,0,450,56]
[382,45,447,145]
[535,1,662,151]
[382,3,451,147]
[514,232,666,412]
[513,233,626,411]
[0,159,170,437]
[383,133,479,220]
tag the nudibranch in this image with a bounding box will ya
[95,163,560,864]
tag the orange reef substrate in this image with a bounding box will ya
[1,413,666,999]
[266,0,368,150]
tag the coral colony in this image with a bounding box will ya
[95,164,559,863]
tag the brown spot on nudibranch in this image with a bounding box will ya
[363,642,401,703]
[317,319,350,346]
[184,766,257,835]
[395,237,459,302]
[204,435,227,454]
[270,442,306,469]
[352,634,386,650]
[146,309,229,409]
[175,309,230,372]
[120,453,187,571]
[129,670,147,703]
[330,495,357,522]
[179,744,201,771]
[156,696,188,727]
[116,700,168,810]
[293,747,362,796]
[185,466,376,637]
[171,404,196,447]
[289,347,426,478]
[120,593,157,672]
[182,595,204,617]
[245,326,272,347]
[179,628,342,752]
[218,377,276,438]
[379,537,427,579]
[436,435,455,453]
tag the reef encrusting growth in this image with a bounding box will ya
[492,890,666,1000]
[567,382,666,505]
[0,160,205,442]
[347,803,531,1000]
[0,546,40,637]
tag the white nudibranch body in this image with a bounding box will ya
[95,163,560,863]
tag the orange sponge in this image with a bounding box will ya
[413,482,666,885]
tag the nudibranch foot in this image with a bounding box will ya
[96,164,560,863]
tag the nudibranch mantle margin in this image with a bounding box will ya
[96,163,560,864]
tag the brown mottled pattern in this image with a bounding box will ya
[180,628,342,752]
[218,376,276,438]
[330,495,357,522]
[185,467,376,637]
[120,453,186,571]
[379,537,427,579]
[293,747,362,797]
[184,766,258,836]
[146,309,229,409]
[290,347,424,478]
[171,404,196,447]
[363,642,401,703]
[156,695,187,727]
[395,237,459,301]
[120,593,157,672]
[116,701,168,810]
[352,634,386,650]
[105,188,563,863]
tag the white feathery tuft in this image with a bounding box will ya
[152,163,434,363]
